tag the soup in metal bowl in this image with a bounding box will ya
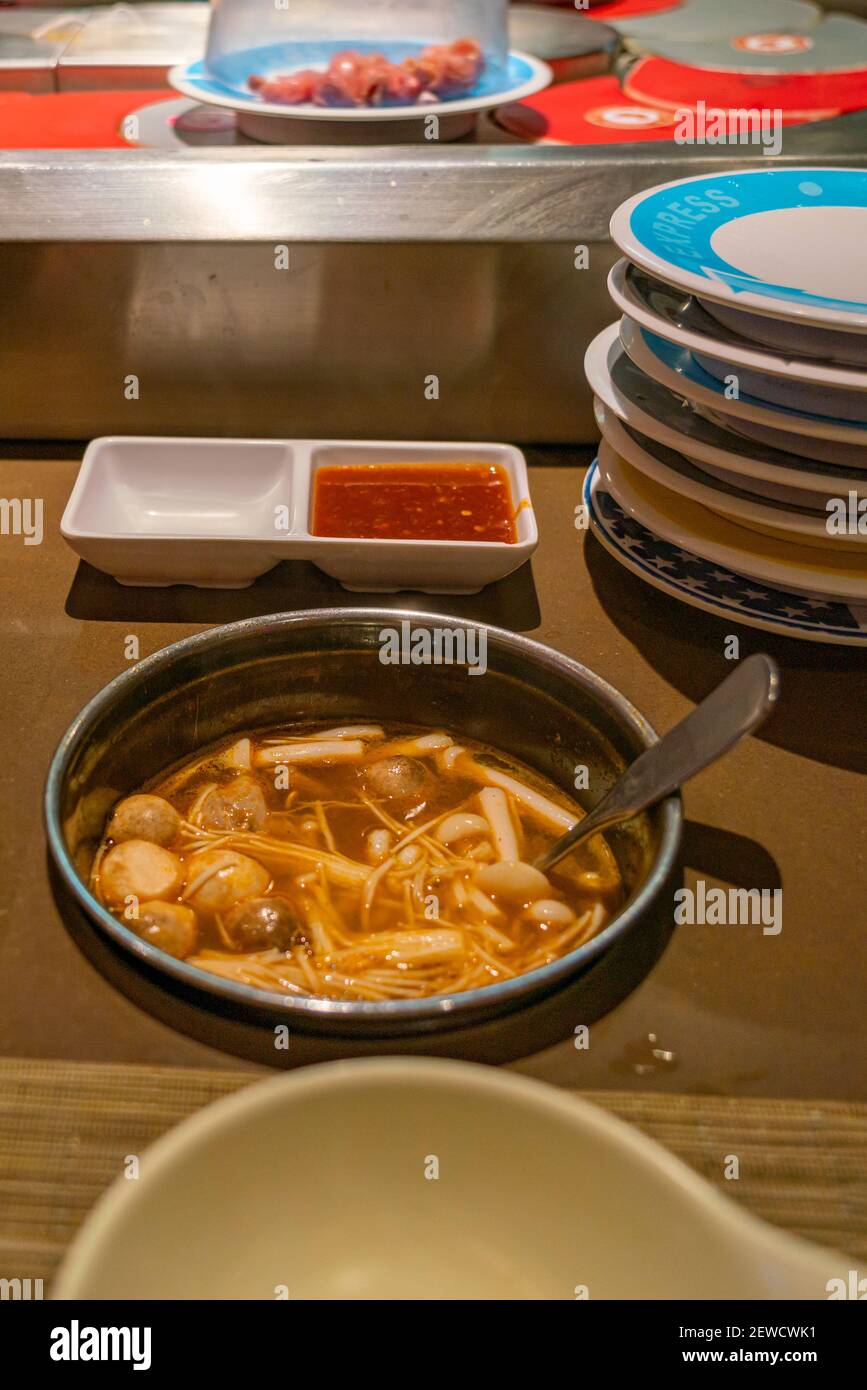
[45,610,681,1034]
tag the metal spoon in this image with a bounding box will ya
[534,653,780,874]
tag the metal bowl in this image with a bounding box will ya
[45,609,681,1035]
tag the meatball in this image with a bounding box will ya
[195,776,268,833]
[134,901,198,959]
[107,794,181,848]
[364,756,428,801]
[185,849,270,914]
[101,840,184,907]
[223,896,299,952]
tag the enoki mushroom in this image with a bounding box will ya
[91,723,623,1001]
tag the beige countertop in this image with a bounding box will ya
[1,445,865,1098]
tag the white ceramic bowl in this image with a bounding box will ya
[54,1059,842,1301]
[60,436,538,594]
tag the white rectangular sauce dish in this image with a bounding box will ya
[61,436,538,593]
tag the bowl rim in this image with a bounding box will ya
[44,608,682,1026]
[52,1057,839,1300]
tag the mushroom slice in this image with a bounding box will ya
[524,899,575,928]
[475,861,551,905]
[214,738,252,772]
[255,740,365,766]
[477,788,522,862]
[366,828,393,865]
[435,813,488,846]
[315,725,385,741]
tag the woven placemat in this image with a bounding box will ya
[1,1058,864,1289]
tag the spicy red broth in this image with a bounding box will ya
[311,463,518,543]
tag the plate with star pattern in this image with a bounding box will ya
[586,460,867,643]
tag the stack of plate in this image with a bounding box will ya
[585,166,867,645]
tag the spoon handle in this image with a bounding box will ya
[535,653,780,874]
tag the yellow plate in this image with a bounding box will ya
[598,443,867,601]
[714,510,867,554]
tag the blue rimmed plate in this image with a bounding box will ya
[585,460,867,645]
[610,167,867,333]
[170,44,551,125]
[609,260,867,393]
[620,319,867,442]
[585,322,867,489]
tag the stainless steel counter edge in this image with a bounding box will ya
[2,146,865,242]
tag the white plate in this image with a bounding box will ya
[698,299,867,368]
[621,317,867,443]
[701,407,867,469]
[61,436,537,594]
[587,463,867,646]
[597,440,867,601]
[509,5,618,63]
[610,0,821,45]
[585,323,867,491]
[595,401,865,548]
[686,458,855,511]
[170,48,551,125]
[53,1057,843,1299]
[609,259,867,393]
[643,11,867,74]
[693,347,867,423]
[594,399,836,517]
[610,166,867,333]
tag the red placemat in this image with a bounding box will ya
[495,73,681,143]
[530,0,681,14]
[585,0,683,17]
[0,89,172,149]
[624,54,867,118]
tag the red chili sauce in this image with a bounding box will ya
[311,463,518,543]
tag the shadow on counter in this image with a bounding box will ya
[64,557,542,632]
[680,820,781,897]
[585,536,867,775]
[49,853,679,1069]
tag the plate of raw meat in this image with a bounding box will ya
[170,39,551,137]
